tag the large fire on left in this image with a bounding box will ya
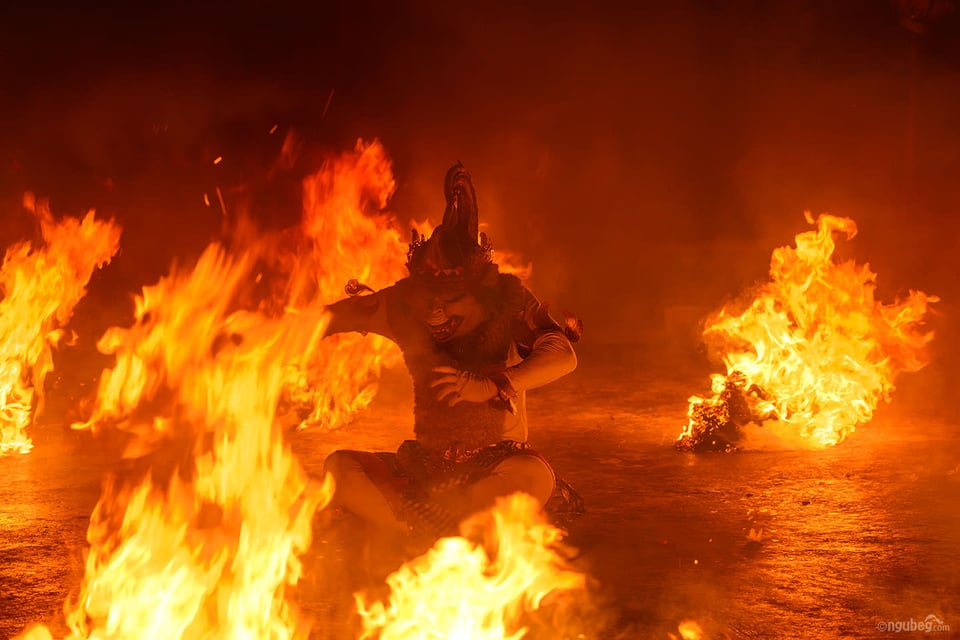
[0,194,121,455]
[16,244,334,640]
[14,143,597,640]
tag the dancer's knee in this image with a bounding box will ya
[323,450,348,476]
[321,450,405,531]
[492,454,556,505]
[323,450,366,491]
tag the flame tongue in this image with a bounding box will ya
[275,140,533,429]
[58,245,334,639]
[0,195,120,455]
[275,139,408,430]
[679,213,937,450]
[355,493,586,640]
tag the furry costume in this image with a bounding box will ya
[323,163,583,535]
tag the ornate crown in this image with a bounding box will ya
[406,163,497,286]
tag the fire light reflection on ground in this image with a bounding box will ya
[1,340,957,639]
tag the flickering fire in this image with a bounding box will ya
[276,139,530,430]
[0,194,120,455]
[22,245,333,639]
[274,139,408,430]
[16,140,551,640]
[678,212,937,451]
[355,493,586,640]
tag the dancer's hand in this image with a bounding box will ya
[430,366,498,406]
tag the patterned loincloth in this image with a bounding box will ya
[354,439,585,535]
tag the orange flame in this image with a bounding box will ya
[680,213,937,449]
[277,139,408,430]
[16,140,543,640]
[26,244,333,639]
[0,194,120,455]
[355,493,585,640]
[277,140,530,429]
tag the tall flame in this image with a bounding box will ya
[22,245,333,639]
[355,493,586,640]
[276,139,408,430]
[0,194,120,455]
[276,140,530,430]
[678,212,937,450]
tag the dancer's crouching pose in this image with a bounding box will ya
[323,163,583,539]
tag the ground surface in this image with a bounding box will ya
[1,343,958,639]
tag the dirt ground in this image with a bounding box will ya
[1,341,958,639]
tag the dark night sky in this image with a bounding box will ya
[1,1,959,400]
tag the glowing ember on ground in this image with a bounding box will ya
[678,212,937,451]
[21,245,333,639]
[355,493,586,640]
[0,194,120,455]
[669,620,703,640]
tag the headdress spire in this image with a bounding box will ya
[407,163,495,288]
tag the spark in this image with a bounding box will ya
[321,89,335,119]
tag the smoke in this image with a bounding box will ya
[1,1,958,396]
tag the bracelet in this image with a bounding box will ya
[487,370,518,403]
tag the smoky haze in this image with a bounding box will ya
[1,0,958,407]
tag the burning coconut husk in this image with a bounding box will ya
[678,212,937,452]
[676,371,776,452]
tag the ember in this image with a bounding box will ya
[671,620,703,640]
[678,212,937,451]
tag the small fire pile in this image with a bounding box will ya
[19,244,333,640]
[355,493,586,640]
[0,194,120,455]
[678,212,937,451]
